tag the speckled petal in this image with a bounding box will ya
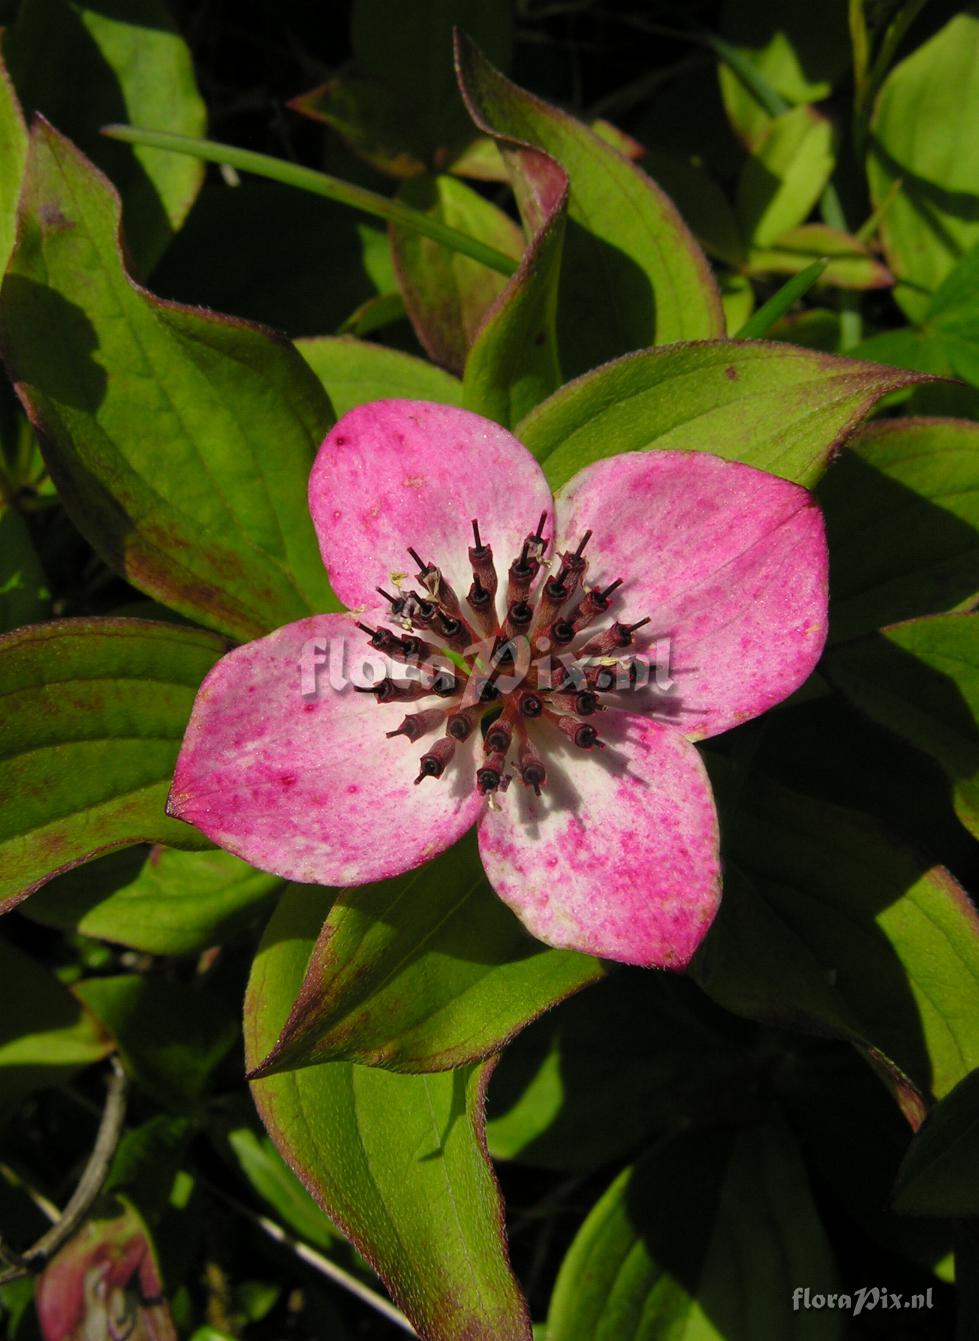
[478,713,720,967]
[554,450,828,739]
[168,615,482,885]
[309,400,554,615]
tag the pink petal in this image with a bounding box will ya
[168,615,482,885]
[554,451,828,739]
[309,400,554,614]
[478,713,720,967]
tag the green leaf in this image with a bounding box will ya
[0,936,109,1115]
[0,506,49,633]
[245,884,532,1341]
[893,1067,979,1217]
[22,845,283,955]
[296,336,462,417]
[546,1123,842,1340]
[927,241,979,342]
[819,418,979,643]
[458,57,568,427]
[152,180,396,338]
[0,121,337,642]
[516,340,929,490]
[391,174,524,373]
[868,11,979,321]
[747,222,894,290]
[848,325,979,418]
[75,974,238,1109]
[718,0,850,149]
[693,769,979,1114]
[0,618,222,915]
[826,614,979,840]
[640,148,745,268]
[5,0,206,274]
[249,834,601,1077]
[0,54,27,276]
[733,259,829,339]
[352,0,513,157]
[217,1119,343,1252]
[736,105,835,248]
[485,972,753,1171]
[455,34,723,380]
[289,73,431,179]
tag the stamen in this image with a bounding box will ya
[386,707,446,742]
[580,616,651,657]
[485,715,513,755]
[518,737,547,796]
[517,690,545,718]
[446,705,482,741]
[357,622,402,654]
[553,715,604,750]
[415,737,456,784]
[407,546,428,574]
[477,751,506,794]
[506,600,533,635]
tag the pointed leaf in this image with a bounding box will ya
[547,1124,841,1340]
[391,173,524,373]
[245,884,532,1341]
[296,335,461,416]
[455,33,723,380]
[250,834,601,1076]
[693,770,979,1114]
[22,845,283,955]
[868,11,979,321]
[893,1067,979,1217]
[352,0,513,160]
[289,74,430,178]
[457,41,568,426]
[0,618,223,914]
[819,418,979,642]
[0,121,335,642]
[5,0,206,274]
[516,340,931,490]
[747,222,894,290]
[826,613,979,840]
[0,936,110,1115]
[736,105,835,248]
[0,53,27,275]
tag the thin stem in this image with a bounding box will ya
[205,1180,418,1336]
[100,125,519,279]
[0,1058,127,1284]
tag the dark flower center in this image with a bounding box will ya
[358,516,654,799]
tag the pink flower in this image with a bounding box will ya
[168,401,827,967]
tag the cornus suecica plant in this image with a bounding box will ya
[168,400,829,966]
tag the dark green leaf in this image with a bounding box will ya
[693,770,979,1114]
[485,972,753,1171]
[819,418,979,642]
[0,619,222,914]
[296,336,462,417]
[75,974,238,1109]
[0,936,109,1115]
[352,0,513,157]
[0,506,49,633]
[22,845,283,955]
[218,1119,343,1252]
[289,74,431,178]
[391,174,523,373]
[5,0,206,274]
[826,613,979,839]
[546,1123,842,1340]
[0,122,336,642]
[893,1067,979,1216]
[516,340,928,490]
[0,53,27,275]
[249,834,601,1076]
[245,884,532,1341]
[455,34,723,380]
[868,11,979,321]
[152,179,396,338]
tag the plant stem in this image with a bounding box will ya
[101,125,519,278]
